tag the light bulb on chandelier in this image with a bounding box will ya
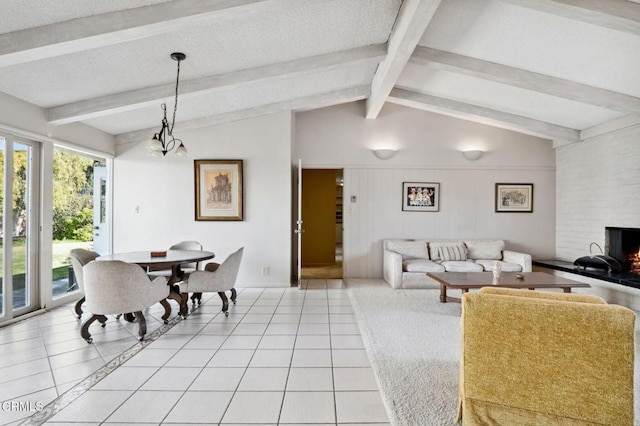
[148,52,188,157]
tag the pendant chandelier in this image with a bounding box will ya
[148,52,188,157]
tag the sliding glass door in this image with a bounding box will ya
[0,135,40,320]
[51,147,110,301]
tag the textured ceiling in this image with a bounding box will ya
[420,0,640,95]
[0,0,171,33]
[0,0,638,147]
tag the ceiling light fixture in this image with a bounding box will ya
[148,52,188,157]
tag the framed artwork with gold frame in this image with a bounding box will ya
[194,159,243,221]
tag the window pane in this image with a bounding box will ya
[12,143,30,310]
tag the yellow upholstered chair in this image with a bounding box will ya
[458,287,635,425]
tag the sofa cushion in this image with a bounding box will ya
[429,241,464,261]
[437,244,467,261]
[475,259,523,272]
[465,240,504,260]
[386,240,429,260]
[403,259,446,273]
[441,260,484,272]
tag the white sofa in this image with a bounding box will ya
[383,239,532,289]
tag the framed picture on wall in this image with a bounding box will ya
[495,183,533,213]
[194,159,243,221]
[402,182,440,212]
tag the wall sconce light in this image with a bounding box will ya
[372,149,397,160]
[462,150,483,161]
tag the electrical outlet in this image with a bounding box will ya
[261,266,270,276]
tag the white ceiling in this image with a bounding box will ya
[0,0,638,146]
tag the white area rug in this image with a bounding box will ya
[347,280,462,426]
[347,279,640,426]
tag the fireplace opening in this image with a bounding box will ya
[605,227,640,274]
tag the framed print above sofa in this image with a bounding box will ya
[402,182,439,212]
[495,183,533,213]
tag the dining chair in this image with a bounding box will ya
[69,248,100,319]
[179,247,244,316]
[147,240,203,280]
[81,260,170,343]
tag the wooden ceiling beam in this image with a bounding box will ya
[115,86,370,144]
[365,0,441,119]
[0,0,335,68]
[411,46,640,114]
[48,44,387,125]
[388,87,580,142]
[499,0,640,36]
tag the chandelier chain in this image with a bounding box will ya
[169,58,181,135]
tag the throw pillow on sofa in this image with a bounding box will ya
[429,241,465,261]
[437,244,467,261]
[386,240,429,260]
[465,240,504,260]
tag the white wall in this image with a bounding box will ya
[556,125,640,261]
[0,91,114,153]
[295,102,557,278]
[113,111,293,287]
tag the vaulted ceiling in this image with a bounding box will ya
[1,0,639,147]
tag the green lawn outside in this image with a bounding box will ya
[0,239,92,291]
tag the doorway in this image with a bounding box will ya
[300,169,343,279]
[51,147,110,303]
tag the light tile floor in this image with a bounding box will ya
[0,279,390,426]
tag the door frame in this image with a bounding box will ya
[295,166,344,281]
[44,146,114,311]
[0,134,41,323]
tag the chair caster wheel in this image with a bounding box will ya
[86,338,93,344]
[163,320,169,324]
[101,323,106,328]
[139,337,144,341]
[232,301,236,305]
[224,311,229,317]
[77,315,82,319]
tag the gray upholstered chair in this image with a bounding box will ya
[147,240,203,279]
[69,248,100,319]
[179,247,243,316]
[81,260,170,343]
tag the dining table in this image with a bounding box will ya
[97,249,215,319]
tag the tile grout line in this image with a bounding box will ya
[165,288,280,424]
[19,308,187,426]
[275,284,307,425]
